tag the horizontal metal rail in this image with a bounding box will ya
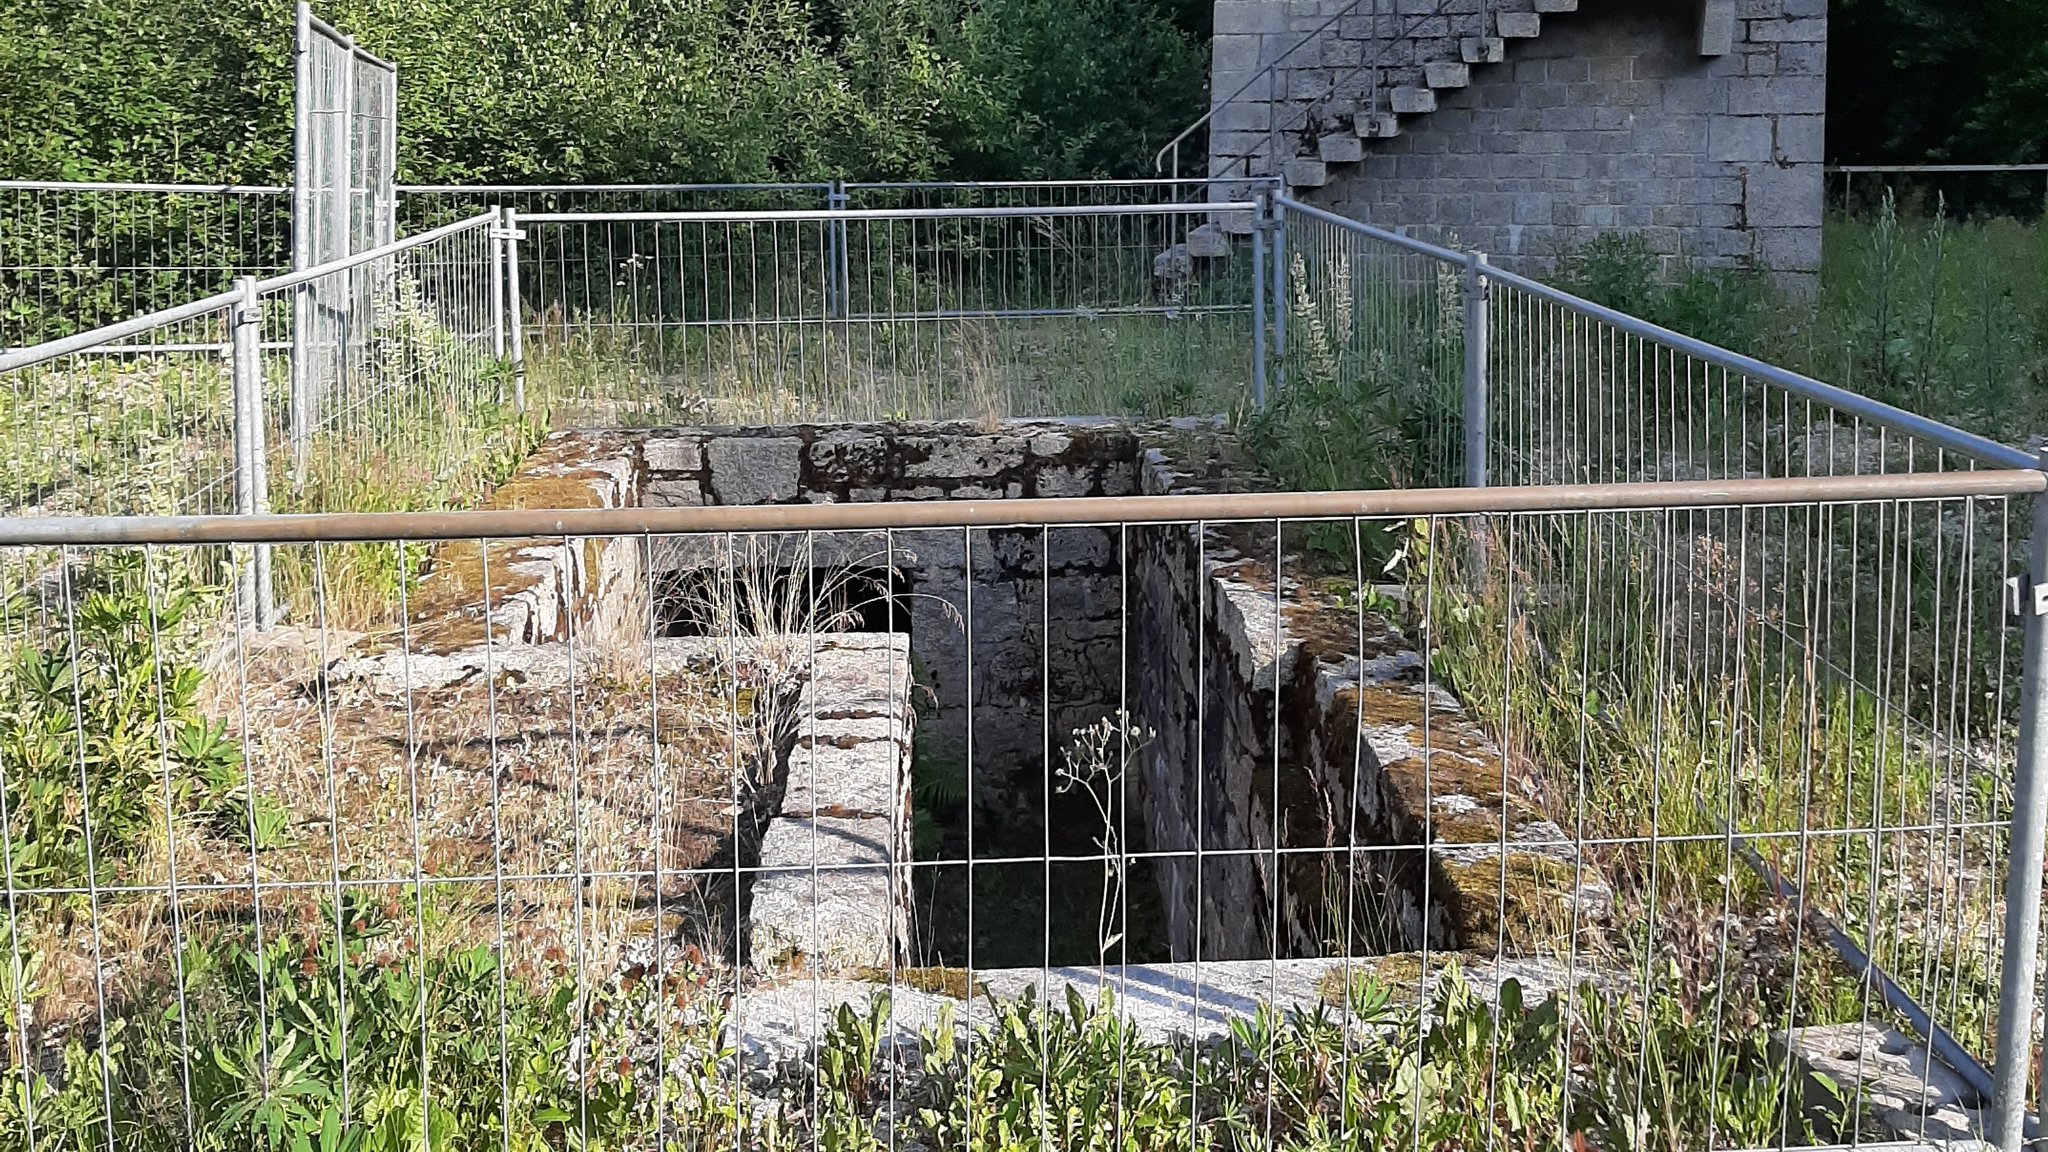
[3,179,1243,196]
[0,179,290,194]
[516,202,1257,224]
[1278,196,1469,260]
[1277,194,2040,472]
[3,470,2036,546]
[253,208,495,292]
[841,177,1251,190]
[397,181,834,193]
[544,304,1253,331]
[0,290,239,371]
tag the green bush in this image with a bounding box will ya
[0,0,1205,188]
[0,894,738,1152]
[0,555,262,892]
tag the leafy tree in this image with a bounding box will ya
[1831,0,2048,164]
[0,0,1207,184]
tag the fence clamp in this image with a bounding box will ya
[491,226,527,241]
[2006,575,2048,617]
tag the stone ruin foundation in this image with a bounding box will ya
[298,417,1980,1144]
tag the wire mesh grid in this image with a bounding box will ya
[397,186,837,234]
[0,210,504,530]
[0,183,291,351]
[263,212,506,514]
[0,469,2035,1149]
[1275,204,1470,488]
[1478,273,2030,488]
[509,203,1261,426]
[838,178,1268,211]
[1273,196,2035,491]
[1,180,1257,362]
[294,4,396,274]
[0,297,243,520]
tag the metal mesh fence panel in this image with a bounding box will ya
[0,182,291,350]
[0,469,2038,1149]
[508,202,1262,425]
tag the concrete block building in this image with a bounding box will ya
[1206,0,1827,275]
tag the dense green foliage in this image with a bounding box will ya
[0,556,272,890]
[0,0,1207,185]
[1831,0,2048,165]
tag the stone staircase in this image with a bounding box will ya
[1210,0,1582,201]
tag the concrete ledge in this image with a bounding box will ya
[736,953,1592,1065]
[1778,1023,1997,1149]
[749,634,915,971]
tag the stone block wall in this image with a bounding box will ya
[632,420,1146,837]
[1130,457,1610,964]
[446,420,1612,973]
[1211,0,1827,277]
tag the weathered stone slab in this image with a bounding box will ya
[707,435,802,505]
[735,953,1599,1065]
[1778,1022,1997,1149]
[749,816,901,970]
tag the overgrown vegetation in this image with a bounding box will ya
[0,0,1206,189]
[1553,199,2048,444]
[0,555,268,890]
[1236,205,2021,1082]
[0,545,1869,1150]
[3,933,1854,1152]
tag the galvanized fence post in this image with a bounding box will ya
[290,2,312,491]
[1250,191,1268,410]
[503,207,526,411]
[1992,457,2048,1150]
[230,276,273,630]
[1463,252,1490,488]
[488,205,506,359]
[827,181,850,320]
[1270,194,1288,394]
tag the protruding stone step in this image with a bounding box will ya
[1423,61,1470,89]
[749,635,915,972]
[737,954,1611,1067]
[1461,36,1505,64]
[1318,132,1364,164]
[1283,158,1329,188]
[1184,222,1233,259]
[1354,111,1401,139]
[1496,12,1540,37]
[1533,0,1577,11]
[1389,86,1437,114]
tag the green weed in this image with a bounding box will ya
[0,553,267,892]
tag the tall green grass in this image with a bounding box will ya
[1554,198,2048,450]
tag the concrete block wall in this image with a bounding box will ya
[1209,0,1827,277]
